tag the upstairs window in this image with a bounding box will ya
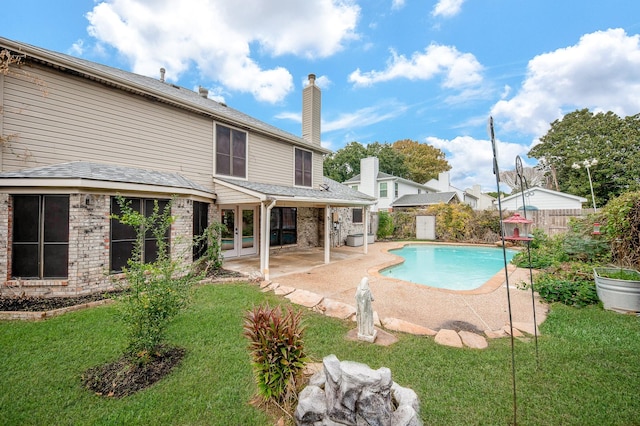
[216,124,247,178]
[294,148,312,187]
[394,182,399,198]
[12,195,69,279]
[380,182,388,198]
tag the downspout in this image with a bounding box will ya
[261,198,276,281]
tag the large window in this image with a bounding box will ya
[270,207,297,246]
[12,195,69,279]
[380,182,388,198]
[193,201,209,261]
[294,148,312,187]
[110,197,170,273]
[216,124,247,178]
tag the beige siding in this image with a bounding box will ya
[2,64,214,188]
[246,132,294,185]
[244,132,323,189]
[215,184,261,204]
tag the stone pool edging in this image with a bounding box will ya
[258,279,539,349]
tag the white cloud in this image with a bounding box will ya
[68,39,84,56]
[86,0,359,103]
[323,101,408,132]
[348,44,483,89]
[491,28,640,137]
[432,0,465,18]
[391,0,405,10]
[427,135,531,191]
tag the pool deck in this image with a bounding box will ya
[223,241,548,336]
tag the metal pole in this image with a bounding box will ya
[586,165,597,211]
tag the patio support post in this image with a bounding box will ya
[324,204,331,264]
[261,198,276,281]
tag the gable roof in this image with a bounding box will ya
[0,161,214,197]
[392,192,460,207]
[215,176,375,206]
[0,36,330,156]
[500,187,587,203]
[344,171,436,191]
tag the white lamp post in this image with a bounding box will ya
[572,158,598,211]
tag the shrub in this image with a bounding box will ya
[377,211,394,239]
[192,222,226,276]
[524,263,599,307]
[425,202,473,241]
[391,210,415,239]
[243,304,308,406]
[562,216,610,263]
[112,197,197,361]
[511,229,568,269]
[601,191,640,268]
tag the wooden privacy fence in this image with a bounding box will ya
[510,208,596,236]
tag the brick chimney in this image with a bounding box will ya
[302,73,321,145]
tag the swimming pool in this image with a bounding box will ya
[381,244,516,291]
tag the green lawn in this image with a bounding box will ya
[1,283,639,425]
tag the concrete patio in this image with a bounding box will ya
[223,241,547,346]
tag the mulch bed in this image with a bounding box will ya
[82,345,186,398]
[0,269,245,312]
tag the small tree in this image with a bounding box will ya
[112,196,197,361]
[192,222,227,276]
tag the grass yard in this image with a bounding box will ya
[1,282,639,425]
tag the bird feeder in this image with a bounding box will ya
[503,213,533,241]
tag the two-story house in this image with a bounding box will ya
[344,157,437,212]
[0,37,374,296]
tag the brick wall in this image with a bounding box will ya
[0,194,211,298]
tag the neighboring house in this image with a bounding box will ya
[391,192,461,210]
[344,157,437,212]
[497,187,587,210]
[425,172,465,203]
[0,37,374,296]
[464,185,496,210]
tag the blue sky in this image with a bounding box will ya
[4,0,640,192]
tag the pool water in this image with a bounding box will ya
[381,244,516,290]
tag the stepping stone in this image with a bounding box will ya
[319,299,356,320]
[502,325,524,337]
[261,282,279,292]
[381,317,437,336]
[434,329,463,348]
[259,280,272,289]
[512,321,540,336]
[285,289,324,308]
[485,329,507,339]
[458,331,488,349]
[273,285,295,295]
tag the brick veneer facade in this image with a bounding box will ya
[0,193,213,298]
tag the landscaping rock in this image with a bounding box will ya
[285,289,323,308]
[434,329,463,348]
[382,317,437,336]
[320,298,357,319]
[273,285,295,295]
[512,321,539,336]
[295,354,422,426]
[502,325,524,337]
[458,330,488,349]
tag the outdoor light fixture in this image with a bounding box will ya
[572,158,598,211]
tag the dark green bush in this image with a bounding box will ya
[243,304,308,406]
[377,211,395,239]
[521,263,599,307]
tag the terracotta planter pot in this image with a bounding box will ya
[594,267,640,313]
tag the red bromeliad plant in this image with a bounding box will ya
[243,304,308,406]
